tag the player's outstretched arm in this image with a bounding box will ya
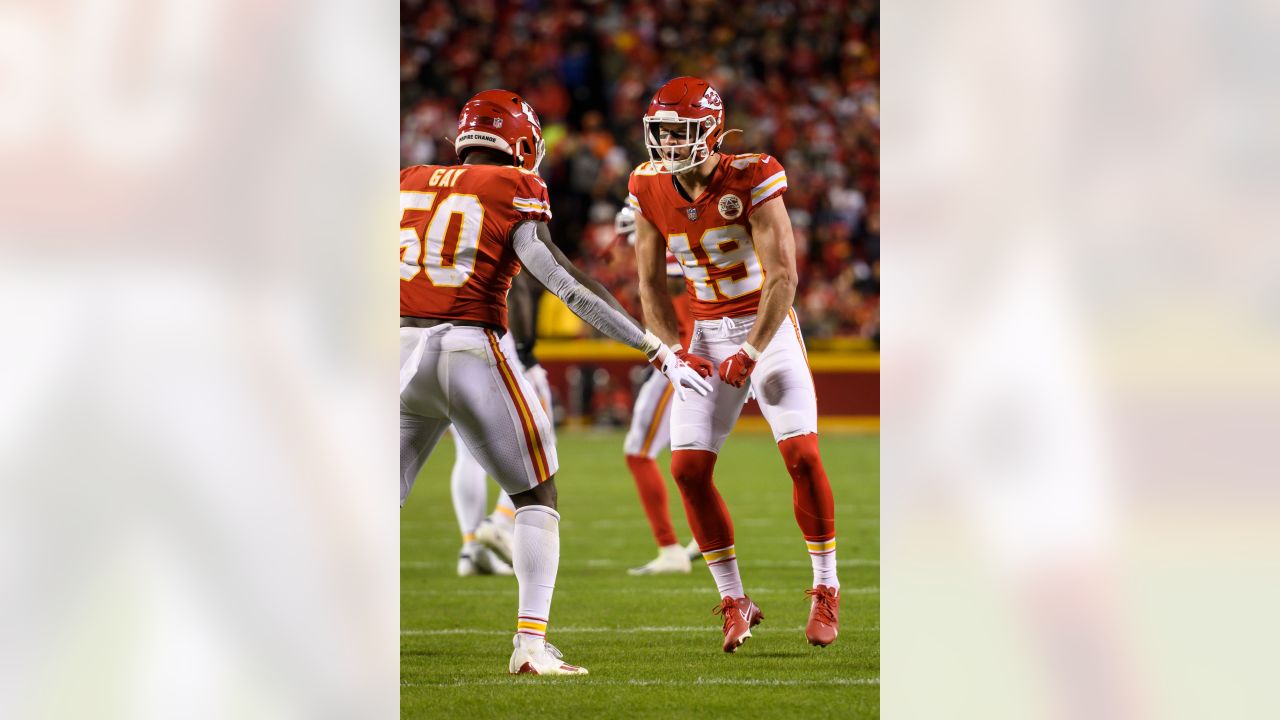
[720,197,799,387]
[520,221,634,321]
[511,221,712,399]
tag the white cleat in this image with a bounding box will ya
[508,634,588,676]
[475,518,514,565]
[474,546,514,576]
[685,539,702,562]
[457,545,513,577]
[457,551,478,577]
[628,544,693,575]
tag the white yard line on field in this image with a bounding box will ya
[402,586,878,597]
[402,677,879,687]
[404,558,879,570]
[403,625,878,635]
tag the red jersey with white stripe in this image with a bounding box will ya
[400,164,552,328]
[627,153,788,320]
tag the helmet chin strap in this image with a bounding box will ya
[715,128,742,151]
[672,125,735,173]
[514,138,531,168]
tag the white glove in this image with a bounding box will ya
[642,331,713,401]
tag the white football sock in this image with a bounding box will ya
[450,435,488,540]
[809,538,840,589]
[513,505,560,640]
[703,545,744,599]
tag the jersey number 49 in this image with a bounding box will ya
[668,225,764,301]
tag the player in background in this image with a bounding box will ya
[629,77,841,652]
[448,429,517,575]
[447,270,545,577]
[401,89,711,676]
[614,206,701,574]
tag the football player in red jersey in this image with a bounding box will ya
[628,77,841,652]
[401,89,711,676]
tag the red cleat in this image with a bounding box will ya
[804,585,840,647]
[714,596,764,653]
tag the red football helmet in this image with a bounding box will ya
[455,89,546,172]
[643,76,725,173]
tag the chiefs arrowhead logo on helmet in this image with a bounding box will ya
[518,100,540,127]
[698,87,723,111]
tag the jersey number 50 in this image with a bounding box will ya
[399,192,486,287]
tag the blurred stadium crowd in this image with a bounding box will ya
[402,0,879,342]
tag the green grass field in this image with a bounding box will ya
[401,430,879,718]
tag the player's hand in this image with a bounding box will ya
[718,343,761,388]
[648,345,713,401]
[673,344,715,379]
[640,331,712,400]
[663,358,714,401]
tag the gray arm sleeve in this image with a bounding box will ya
[511,222,648,351]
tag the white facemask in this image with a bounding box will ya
[643,112,719,174]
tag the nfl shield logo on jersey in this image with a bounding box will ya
[686,207,699,221]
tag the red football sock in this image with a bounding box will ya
[670,449,733,552]
[625,454,679,547]
[779,434,836,542]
